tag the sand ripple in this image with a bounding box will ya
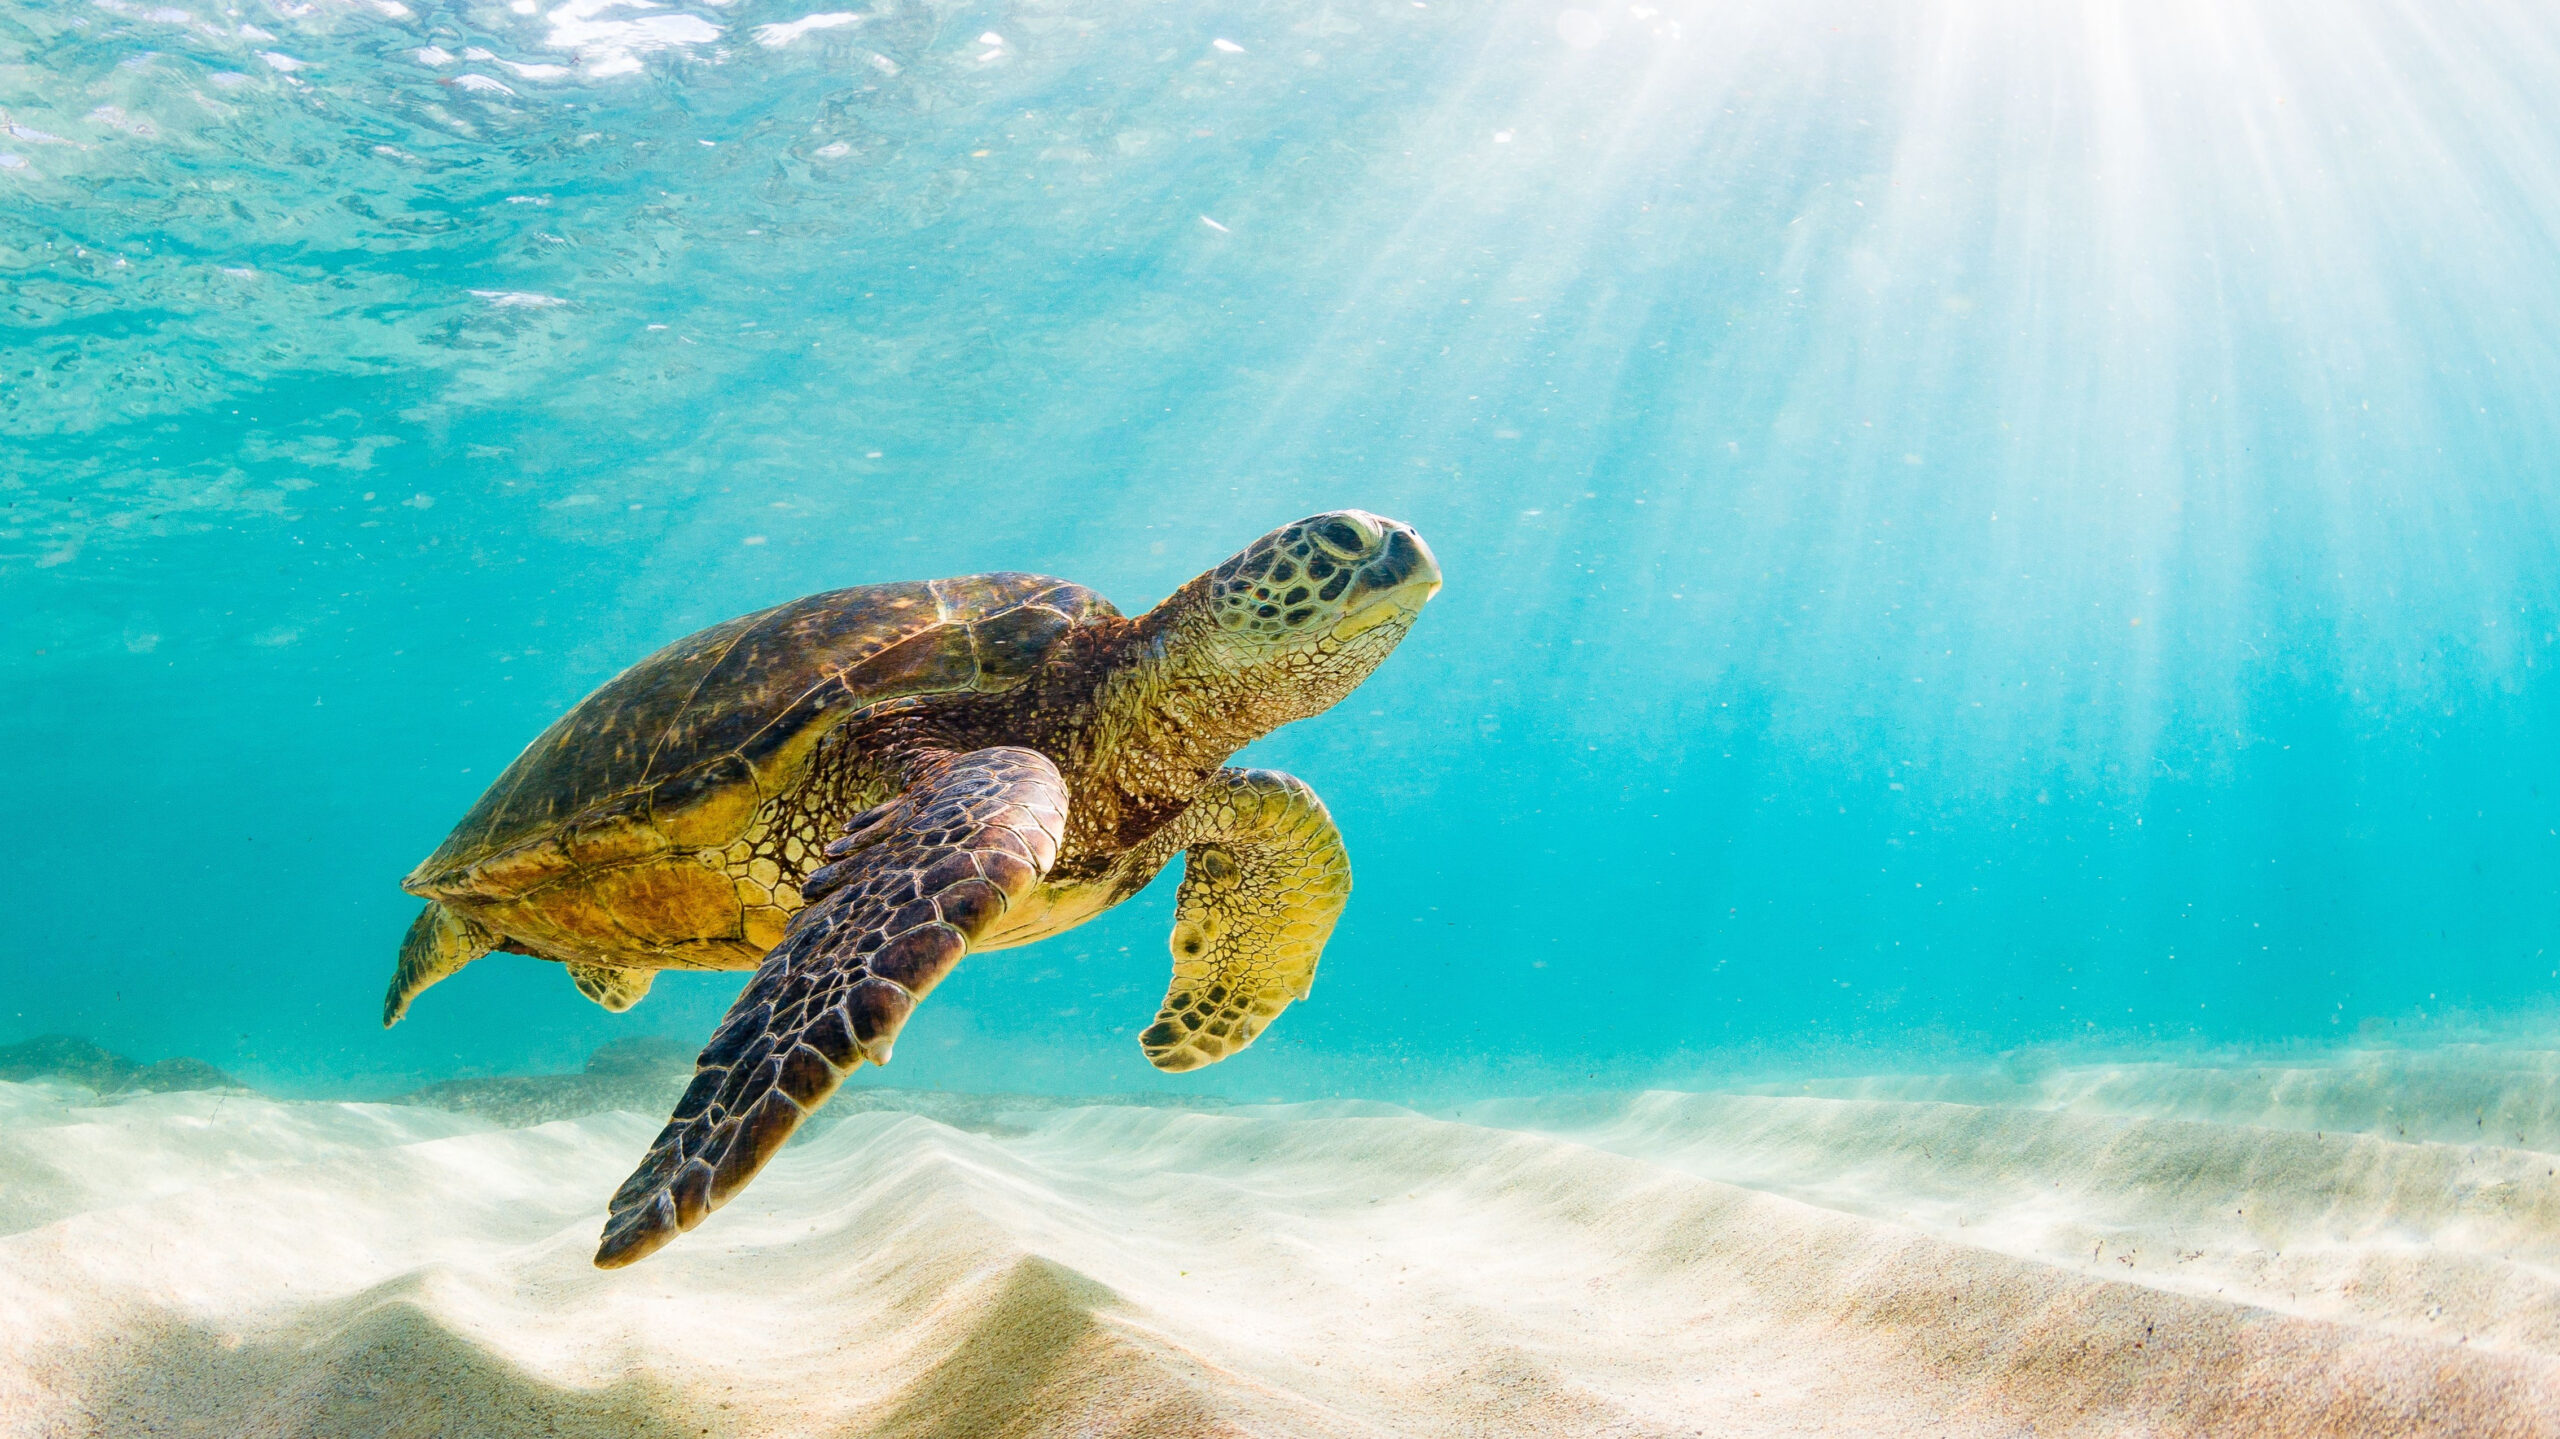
[2,1058,2556,1436]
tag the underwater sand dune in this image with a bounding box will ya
[1462,1085,2560,1359]
[2,1060,2555,1437]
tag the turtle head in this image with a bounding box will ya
[1167,510,1442,726]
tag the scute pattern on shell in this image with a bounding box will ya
[405,574,1113,898]
[593,744,1069,1269]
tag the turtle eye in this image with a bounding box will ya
[1313,515,1378,558]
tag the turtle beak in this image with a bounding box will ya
[1331,523,1442,641]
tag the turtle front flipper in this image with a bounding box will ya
[593,745,1068,1269]
[1140,769,1351,1073]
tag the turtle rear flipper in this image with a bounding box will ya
[569,961,656,1012]
[593,745,1069,1269]
[384,902,496,1027]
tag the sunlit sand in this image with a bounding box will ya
[5,1050,2554,1436]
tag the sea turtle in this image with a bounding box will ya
[390,511,1441,1267]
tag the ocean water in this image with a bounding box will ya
[7,0,2560,1112]
[18,3,2560,1431]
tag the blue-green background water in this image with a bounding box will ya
[5,0,2559,1098]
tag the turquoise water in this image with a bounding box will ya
[6,0,2559,1102]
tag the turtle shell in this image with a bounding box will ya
[405,573,1113,904]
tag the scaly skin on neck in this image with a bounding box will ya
[1017,575,1292,877]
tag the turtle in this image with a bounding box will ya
[389,510,1441,1267]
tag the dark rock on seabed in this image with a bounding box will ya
[0,1035,247,1095]
[389,1035,700,1126]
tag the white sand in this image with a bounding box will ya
[3,1054,2556,1437]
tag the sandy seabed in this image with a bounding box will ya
[3,1050,2558,1438]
